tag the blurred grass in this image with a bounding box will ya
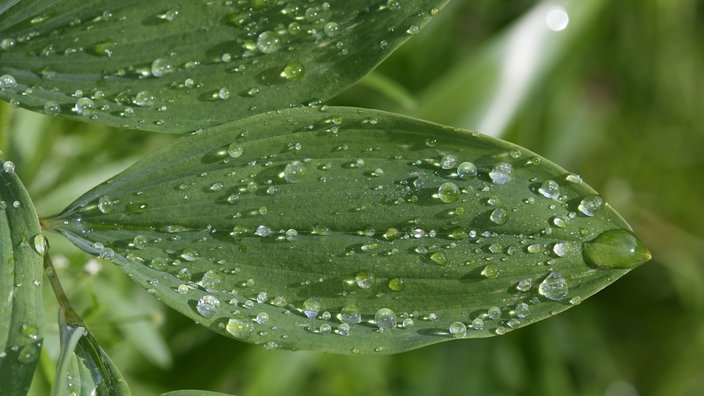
[0,0,701,394]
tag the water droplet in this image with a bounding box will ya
[21,323,39,340]
[338,323,351,336]
[340,304,362,324]
[303,297,321,319]
[0,74,17,89]
[516,278,532,292]
[438,182,460,203]
[2,161,15,173]
[280,62,305,80]
[387,277,405,291]
[132,235,148,249]
[151,58,174,77]
[180,248,199,261]
[489,208,508,225]
[33,234,47,255]
[282,160,305,183]
[471,318,484,330]
[134,91,155,106]
[440,154,457,170]
[449,321,467,338]
[406,25,420,35]
[583,229,651,269]
[578,195,603,216]
[355,271,375,289]
[256,312,269,324]
[489,163,512,184]
[514,303,530,318]
[73,97,94,116]
[17,344,39,364]
[552,242,572,257]
[257,31,281,53]
[43,101,60,115]
[226,318,253,338]
[255,225,272,237]
[457,162,477,179]
[487,306,502,320]
[374,308,397,330]
[430,251,447,265]
[196,295,220,318]
[538,180,560,199]
[481,264,499,279]
[324,22,340,37]
[200,270,224,291]
[177,284,189,294]
[538,272,569,301]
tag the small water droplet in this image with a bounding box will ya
[472,318,485,330]
[439,154,457,170]
[481,264,499,279]
[2,161,15,173]
[457,162,477,179]
[21,323,39,340]
[226,318,253,338]
[134,91,155,107]
[280,62,305,80]
[257,31,281,53]
[374,308,397,330]
[449,321,467,337]
[578,195,603,216]
[73,97,94,116]
[489,208,508,225]
[514,303,530,318]
[303,297,321,319]
[151,58,174,77]
[538,180,560,199]
[282,160,305,183]
[177,284,189,294]
[487,306,502,320]
[255,312,269,324]
[489,163,512,184]
[0,74,16,89]
[430,251,447,265]
[338,323,351,336]
[387,277,405,291]
[438,182,460,203]
[583,229,651,269]
[538,272,569,301]
[196,295,220,318]
[516,278,532,292]
[32,234,47,255]
[43,101,60,115]
[180,248,199,261]
[355,271,375,288]
[340,304,362,324]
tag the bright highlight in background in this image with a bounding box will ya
[546,6,569,31]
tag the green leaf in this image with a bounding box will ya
[0,160,44,395]
[46,107,650,354]
[45,256,132,396]
[0,0,448,133]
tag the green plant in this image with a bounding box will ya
[0,1,652,395]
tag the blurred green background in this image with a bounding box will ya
[1,0,702,394]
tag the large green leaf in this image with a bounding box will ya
[0,0,447,133]
[46,107,650,354]
[0,160,44,394]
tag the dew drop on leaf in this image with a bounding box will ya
[578,195,604,216]
[226,318,253,338]
[582,229,651,269]
[437,182,460,203]
[256,31,281,53]
[538,272,569,301]
[456,161,477,179]
[538,180,560,199]
[303,297,321,319]
[449,321,467,338]
[340,304,362,324]
[196,295,220,318]
[374,308,397,330]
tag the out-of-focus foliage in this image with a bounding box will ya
[0,0,698,394]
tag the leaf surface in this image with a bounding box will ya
[0,160,44,395]
[0,0,447,133]
[47,107,650,354]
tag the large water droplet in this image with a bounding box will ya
[438,182,460,203]
[0,74,17,89]
[257,31,281,53]
[196,295,220,317]
[456,162,477,179]
[282,160,305,183]
[449,321,467,338]
[578,195,603,217]
[489,163,512,184]
[340,304,362,324]
[2,161,15,173]
[538,180,560,199]
[226,318,253,338]
[374,308,397,330]
[151,58,174,77]
[583,229,651,269]
[538,272,569,301]
[303,297,321,319]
